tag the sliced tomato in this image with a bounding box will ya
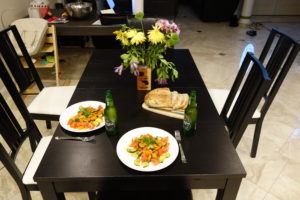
[151,158,159,166]
[88,123,95,129]
[162,137,169,143]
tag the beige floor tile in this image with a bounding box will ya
[264,193,281,200]
[237,121,292,157]
[236,179,268,200]
[237,147,288,191]
[255,121,295,155]
[269,174,300,200]
[277,160,300,184]
[280,128,300,163]
[64,193,89,200]
[0,167,22,200]
[38,48,92,82]
[192,189,217,200]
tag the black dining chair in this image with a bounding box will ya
[209,28,300,157]
[209,52,271,155]
[0,57,98,200]
[0,25,76,129]
[0,57,54,199]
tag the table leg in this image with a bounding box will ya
[38,182,65,200]
[216,178,242,200]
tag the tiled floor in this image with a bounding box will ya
[1,4,300,200]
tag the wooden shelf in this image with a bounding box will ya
[34,59,55,68]
[21,57,55,69]
[20,25,60,86]
[40,44,54,53]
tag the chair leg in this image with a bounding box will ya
[251,119,263,158]
[46,120,52,129]
[28,134,37,152]
[230,129,241,148]
[19,185,32,200]
[88,192,98,200]
[57,193,66,200]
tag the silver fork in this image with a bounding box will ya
[55,135,96,142]
[174,130,187,163]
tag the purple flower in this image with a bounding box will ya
[156,20,180,35]
[155,19,170,31]
[170,23,180,35]
[156,78,168,85]
[114,64,124,75]
[130,62,139,76]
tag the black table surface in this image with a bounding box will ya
[77,49,205,89]
[34,49,245,194]
[50,10,121,36]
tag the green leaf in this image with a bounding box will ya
[172,68,179,80]
[142,137,156,145]
[171,33,179,43]
[121,24,129,31]
[167,33,180,47]
[120,54,129,60]
[131,56,139,63]
[135,12,144,21]
[156,68,161,74]
[79,106,91,117]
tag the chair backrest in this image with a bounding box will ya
[0,57,42,157]
[0,25,44,94]
[258,28,300,118]
[0,57,42,188]
[220,52,271,147]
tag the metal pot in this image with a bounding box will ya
[65,1,93,19]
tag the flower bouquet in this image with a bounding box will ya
[113,13,180,85]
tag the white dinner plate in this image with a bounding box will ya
[59,101,106,133]
[116,127,179,172]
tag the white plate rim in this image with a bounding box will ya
[116,127,179,172]
[59,101,106,133]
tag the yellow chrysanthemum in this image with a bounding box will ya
[114,30,129,46]
[121,38,130,46]
[131,32,146,45]
[126,29,138,38]
[148,25,165,44]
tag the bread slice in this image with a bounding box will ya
[144,88,172,108]
[179,94,189,110]
[173,94,183,110]
[144,88,190,112]
[171,91,179,108]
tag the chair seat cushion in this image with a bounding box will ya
[22,136,52,185]
[27,86,76,116]
[10,18,48,56]
[208,89,261,118]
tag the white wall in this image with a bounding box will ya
[0,0,56,30]
[0,0,31,30]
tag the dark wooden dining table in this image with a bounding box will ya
[34,49,246,200]
[50,10,122,36]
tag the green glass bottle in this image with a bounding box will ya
[104,90,119,135]
[182,90,198,135]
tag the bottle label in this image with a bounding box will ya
[105,119,116,132]
[183,115,192,131]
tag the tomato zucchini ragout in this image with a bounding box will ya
[67,105,104,130]
[127,134,170,167]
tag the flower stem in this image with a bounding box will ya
[140,19,145,34]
